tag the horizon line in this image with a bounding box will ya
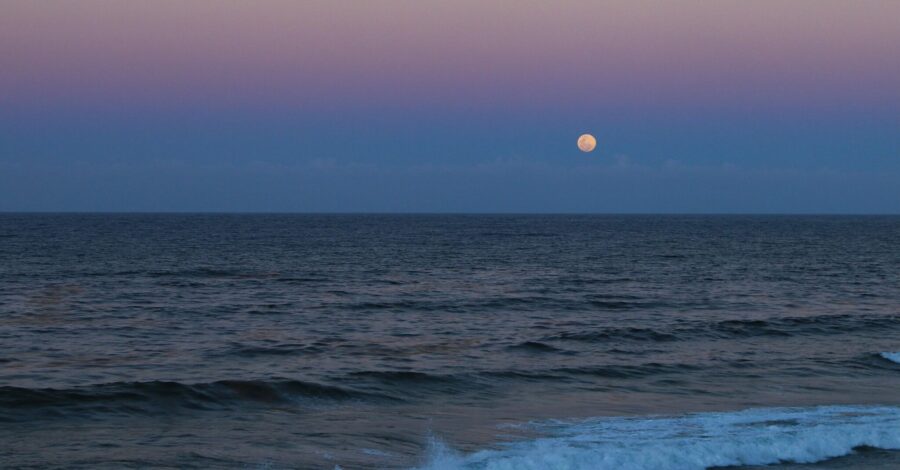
[2,211,899,216]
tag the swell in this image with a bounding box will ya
[0,379,387,420]
[545,327,677,343]
[710,314,900,337]
[111,268,286,280]
[223,343,325,357]
[507,341,566,353]
[344,371,475,397]
[347,361,702,390]
[342,296,568,313]
[0,362,692,420]
[75,267,285,279]
[543,314,900,344]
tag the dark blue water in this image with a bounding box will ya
[1,214,899,469]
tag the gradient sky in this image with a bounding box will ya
[1,0,898,212]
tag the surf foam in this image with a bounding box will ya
[417,405,900,470]
[880,352,900,364]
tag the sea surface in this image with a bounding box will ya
[1,214,899,469]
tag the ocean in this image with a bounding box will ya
[1,214,899,469]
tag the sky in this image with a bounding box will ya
[1,0,898,212]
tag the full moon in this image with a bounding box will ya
[577,134,597,152]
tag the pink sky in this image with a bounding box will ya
[2,0,898,112]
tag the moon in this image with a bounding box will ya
[577,134,596,153]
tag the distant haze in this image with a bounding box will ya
[1,0,898,212]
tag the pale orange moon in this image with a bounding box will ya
[577,134,596,152]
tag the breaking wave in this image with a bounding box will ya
[881,352,900,364]
[417,405,900,470]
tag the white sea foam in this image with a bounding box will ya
[417,405,900,470]
[880,352,900,364]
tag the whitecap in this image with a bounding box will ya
[880,352,900,364]
[416,405,900,470]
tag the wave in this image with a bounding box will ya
[346,371,472,397]
[544,314,900,344]
[225,343,325,357]
[507,341,566,353]
[350,371,460,384]
[349,361,698,390]
[0,360,708,421]
[147,268,282,279]
[881,352,900,364]
[476,363,699,383]
[709,315,900,338]
[417,405,900,470]
[0,379,385,420]
[546,327,677,343]
[345,296,564,313]
[554,362,701,379]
